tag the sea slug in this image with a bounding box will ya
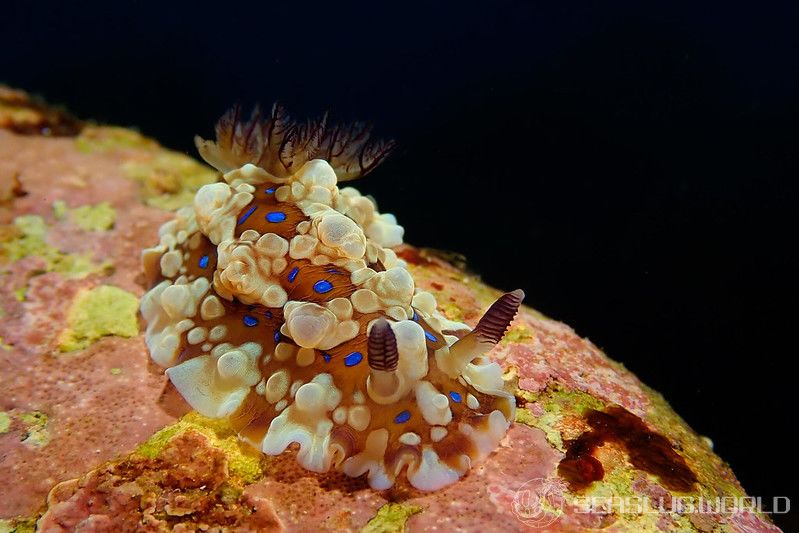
[141,104,524,490]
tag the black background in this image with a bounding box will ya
[3,1,796,528]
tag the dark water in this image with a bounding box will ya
[3,1,797,528]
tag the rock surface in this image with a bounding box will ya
[0,91,780,532]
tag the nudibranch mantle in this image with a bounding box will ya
[141,105,524,491]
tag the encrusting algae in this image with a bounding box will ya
[361,502,423,533]
[0,215,110,280]
[141,104,527,491]
[57,285,139,352]
[52,200,117,232]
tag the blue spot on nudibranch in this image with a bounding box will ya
[344,351,363,366]
[266,211,286,223]
[274,329,281,343]
[198,255,209,269]
[323,353,332,363]
[288,267,299,282]
[313,280,333,294]
[425,331,438,342]
[265,187,275,194]
[449,391,462,403]
[237,205,257,225]
[412,310,419,321]
[243,315,258,327]
[265,311,273,318]
[394,410,411,424]
[325,268,342,274]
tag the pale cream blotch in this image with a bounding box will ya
[166,342,262,417]
[140,276,210,366]
[141,108,522,492]
[281,300,359,350]
[194,182,255,244]
[261,373,342,472]
[335,187,404,247]
[142,206,199,279]
[275,159,339,208]
[214,231,289,307]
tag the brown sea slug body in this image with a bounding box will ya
[141,105,524,491]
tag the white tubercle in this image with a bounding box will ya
[459,410,511,461]
[415,381,453,426]
[347,405,371,431]
[466,393,480,410]
[407,447,462,491]
[362,267,415,309]
[265,369,290,403]
[194,182,254,245]
[341,428,392,490]
[140,277,210,367]
[282,301,358,350]
[165,342,262,418]
[399,432,422,446]
[222,163,274,186]
[261,373,342,473]
[332,406,348,425]
[213,235,289,308]
[335,187,404,248]
[313,209,367,259]
[430,427,448,442]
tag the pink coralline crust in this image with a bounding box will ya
[0,129,180,518]
[6,273,92,354]
[0,112,780,532]
[242,465,387,530]
[503,329,650,417]
[406,424,562,531]
[0,336,181,518]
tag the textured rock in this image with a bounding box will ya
[0,92,781,532]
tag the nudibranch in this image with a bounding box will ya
[140,105,525,491]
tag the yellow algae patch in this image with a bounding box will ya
[136,412,264,484]
[75,125,218,210]
[501,323,534,344]
[58,285,139,352]
[439,301,464,322]
[1,215,49,262]
[0,517,36,533]
[18,411,49,447]
[75,125,159,153]
[361,503,423,533]
[0,215,110,277]
[514,384,605,451]
[123,151,218,210]
[0,411,50,446]
[53,200,116,231]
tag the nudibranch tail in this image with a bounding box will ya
[194,103,396,180]
[141,104,522,492]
